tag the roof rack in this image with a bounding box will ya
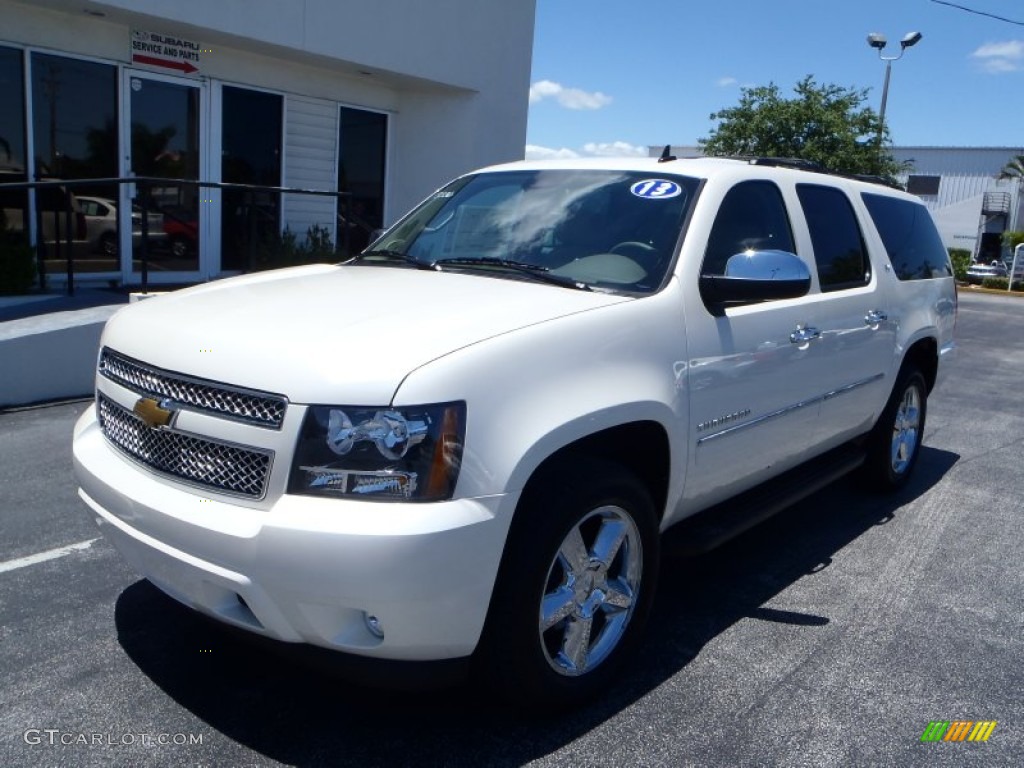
[715,155,901,189]
[749,157,825,172]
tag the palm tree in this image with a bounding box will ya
[999,154,1024,182]
[999,154,1024,232]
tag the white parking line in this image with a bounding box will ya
[0,538,101,575]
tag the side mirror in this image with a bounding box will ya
[700,249,811,311]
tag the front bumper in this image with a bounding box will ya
[73,406,512,661]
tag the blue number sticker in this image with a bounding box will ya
[630,179,682,200]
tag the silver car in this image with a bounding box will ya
[76,196,165,256]
[965,261,1007,284]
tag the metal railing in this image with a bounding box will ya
[0,176,353,296]
[982,192,1010,216]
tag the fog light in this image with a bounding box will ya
[364,613,384,639]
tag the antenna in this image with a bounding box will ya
[658,145,677,163]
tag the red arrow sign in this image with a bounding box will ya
[132,54,198,75]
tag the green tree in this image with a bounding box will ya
[699,76,905,179]
[1003,230,1024,251]
[998,155,1024,231]
[998,154,1024,184]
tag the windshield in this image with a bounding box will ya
[364,169,698,293]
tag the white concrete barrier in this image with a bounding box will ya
[0,305,123,407]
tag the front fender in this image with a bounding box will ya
[393,284,689,514]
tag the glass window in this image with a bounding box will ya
[31,53,118,273]
[862,193,952,280]
[129,77,201,272]
[906,175,941,196]
[337,107,387,255]
[702,181,795,277]
[373,169,695,293]
[221,86,282,271]
[31,54,117,181]
[796,184,869,291]
[0,46,28,239]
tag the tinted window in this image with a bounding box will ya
[32,53,119,272]
[906,175,940,196]
[221,86,282,271]
[31,54,117,180]
[0,46,27,234]
[337,107,387,255]
[797,184,869,291]
[702,181,795,276]
[862,193,952,280]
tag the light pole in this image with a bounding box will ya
[867,31,922,146]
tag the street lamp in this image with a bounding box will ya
[867,31,922,145]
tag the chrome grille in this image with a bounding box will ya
[99,348,287,429]
[97,394,272,499]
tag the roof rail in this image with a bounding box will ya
[713,155,901,189]
[749,157,825,172]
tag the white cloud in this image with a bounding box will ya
[581,141,648,157]
[971,40,1024,73]
[529,80,613,110]
[524,144,580,161]
[524,141,649,160]
[716,76,738,87]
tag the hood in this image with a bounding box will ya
[101,264,629,404]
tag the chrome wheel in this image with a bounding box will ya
[890,383,922,475]
[539,505,643,676]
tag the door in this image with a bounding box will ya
[122,70,209,282]
[682,180,825,510]
[794,183,895,444]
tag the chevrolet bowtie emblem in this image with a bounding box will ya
[133,397,175,429]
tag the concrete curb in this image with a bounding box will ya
[0,305,123,407]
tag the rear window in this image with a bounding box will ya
[861,193,952,280]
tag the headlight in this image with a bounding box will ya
[289,402,465,501]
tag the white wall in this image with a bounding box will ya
[2,0,536,224]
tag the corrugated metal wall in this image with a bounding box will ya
[893,147,1022,221]
[282,95,339,244]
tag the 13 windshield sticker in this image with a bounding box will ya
[630,179,682,200]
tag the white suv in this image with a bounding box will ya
[73,156,956,707]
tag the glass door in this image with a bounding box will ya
[123,70,208,282]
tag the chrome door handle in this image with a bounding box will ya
[864,310,888,326]
[790,326,821,344]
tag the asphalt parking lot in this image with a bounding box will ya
[1,289,1021,767]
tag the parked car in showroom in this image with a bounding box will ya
[76,195,165,257]
[73,155,956,709]
[1,171,88,250]
[965,261,1008,284]
[160,205,198,258]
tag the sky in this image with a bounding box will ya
[526,0,1024,159]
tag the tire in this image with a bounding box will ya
[169,236,191,259]
[478,458,659,710]
[99,232,118,257]
[863,365,927,490]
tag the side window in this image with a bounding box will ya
[861,193,953,280]
[796,184,870,292]
[702,181,795,276]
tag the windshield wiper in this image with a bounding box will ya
[352,249,434,270]
[428,257,592,291]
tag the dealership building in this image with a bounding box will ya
[655,145,1024,262]
[0,0,536,286]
